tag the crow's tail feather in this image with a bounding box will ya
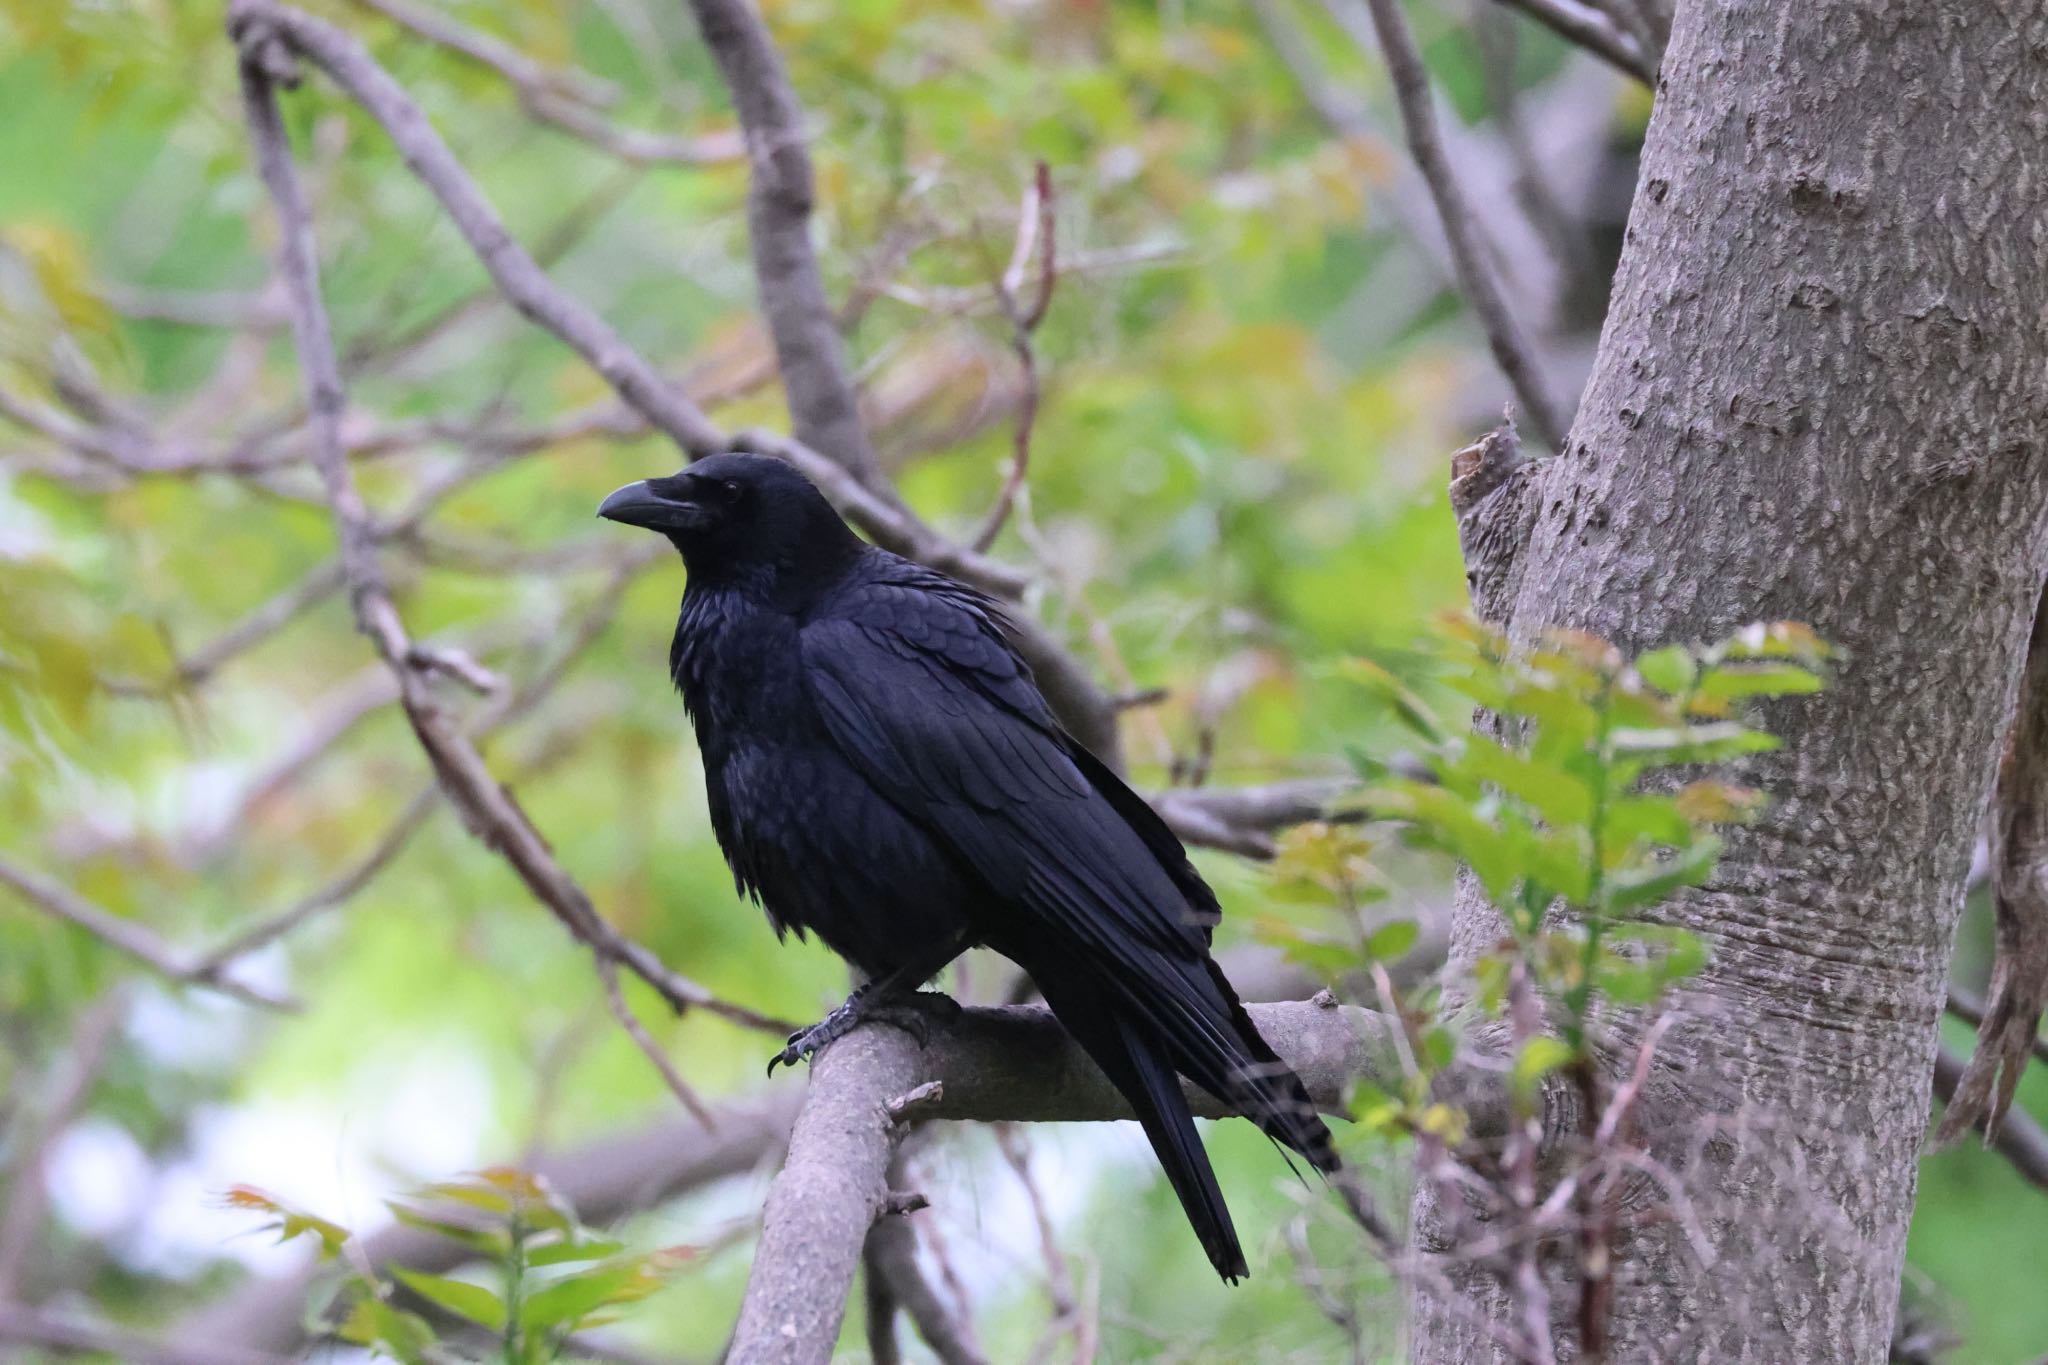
[1033,973,1249,1281]
[1200,957,1342,1176]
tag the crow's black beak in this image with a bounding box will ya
[597,480,690,531]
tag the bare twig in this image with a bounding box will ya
[683,0,886,488]
[1491,0,1657,85]
[1340,0,1572,451]
[0,990,130,1301]
[219,0,1131,791]
[1282,1213,1368,1365]
[1250,0,1374,141]
[1932,1046,2048,1193]
[348,0,743,165]
[352,0,616,105]
[969,162,1057,554]
[186,551,659,981]
[176,557,347,684]
[595,952,718,1126]
[1149,777,1358,858]
[0,857,293,1010]
[997,1125,1080,1346]
[1939,586,2048,1145]
[180,664,398,861]
[864,1146,990,1365]
[0,1305,291,1365]
[189,784,440,976]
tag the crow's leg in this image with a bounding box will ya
[767,937,967,1075]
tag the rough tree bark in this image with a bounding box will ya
[1413,2,2048,1361]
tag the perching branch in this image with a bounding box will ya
[1340,0,1572,452]
[729,999,1406,1365]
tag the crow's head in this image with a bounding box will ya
[597,452,863,587]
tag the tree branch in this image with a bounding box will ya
[0,1304,291,1365]
[729,999,1403,1364]
[347,0,741,165]
[1339,0,1572,451]
[683,0,886,488]
[1491,0,1657,86]
[349,0,618,107]
[0,857,293,1010]
[1939,583,2048,1145]
[215,1,1148,774]
[1932,1046,2048,1193]
[0,990,130,1302]
[862,1143,989,1365]
[1448,416,1541,625]
[967,161,1057,554]
[1151,777,1359,858]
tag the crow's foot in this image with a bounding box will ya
[766,990,960,1075]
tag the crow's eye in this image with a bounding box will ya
[721,480,744,503]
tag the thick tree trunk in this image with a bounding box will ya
[1412,2,2048,1361]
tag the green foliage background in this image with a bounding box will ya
[0,1,2039,1359]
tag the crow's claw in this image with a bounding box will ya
[763,990,959,1075]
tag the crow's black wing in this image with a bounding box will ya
[797,563,1216,964]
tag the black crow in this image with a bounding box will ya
[599,452,1338,1280]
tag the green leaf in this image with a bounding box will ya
[1694,662,1823,703]
[1604,795,1693,847]
[1338,657,1446,743]
[1717,620,1831,664]
[1418,1024,1456,1072]
[1672,780,1767,825]
[338,1299,438,1363]
[517,1254,673,1330]
[1608,721,1777,762]
[386,1202,506,1256]
[1365,918,1420,961]
[1513,1036,1573,1093]
[1634,644,1698,697]
[527,1237,628,1267]
[393,1268,507,1330]
[1606,838,1722,914]
[1365,781,1524,906]
[221,1186,351,1259]
[1460,735,1593,828]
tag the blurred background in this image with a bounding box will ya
[0,0,2039,1360]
